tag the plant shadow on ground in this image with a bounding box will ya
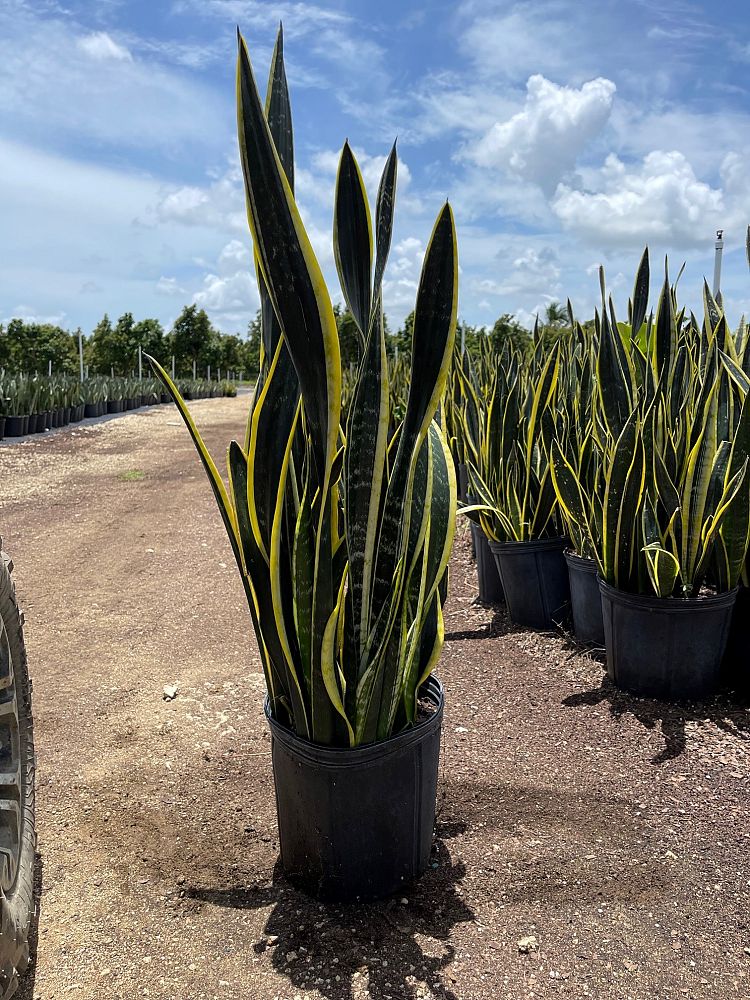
[563,673,750,765]
[188,832,473,1000]
[444,604,529,643]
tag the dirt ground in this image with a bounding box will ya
[1,395,749,1000]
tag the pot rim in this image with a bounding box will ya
[564,548,598,571]
[489,535,568,554]
[598,577,738,611]
[265,675,444,767]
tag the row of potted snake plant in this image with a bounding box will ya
[149,28,458,903]
[0,374,237,438]
[462,240,750,701]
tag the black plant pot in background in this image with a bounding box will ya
[600,580,737,701]
[160,393,171,404]
[56,407,65,425]
[565,550,605,647]
[0,417,5,440]
[457,462,468,503]
[266,676,444,903]
[490,536,570,630]
[84,403,98,418]
[471,523,503,604]
[723,586,750,697]
[106,399,119,414]
[5,416,25,437]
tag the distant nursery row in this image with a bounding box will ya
[0,373,236,438]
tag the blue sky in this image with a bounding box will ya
[2,0,749,336]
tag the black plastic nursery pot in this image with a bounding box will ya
[457,462,468,503]
[160,393,171,404]
[490,536,570,630]
[600,579,737,700]
[0,416,5,439]
[723,586,750,696]
[565,550,605,647]
[266,675,444,903]
[471,523,503,604]
[5,416,25,438]
[83,403,97,418]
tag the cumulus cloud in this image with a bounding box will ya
[552,150,726,248]
[156,276,186,296]
[77,32,133,62]
[468,75,616,192]
[476,246,562,298]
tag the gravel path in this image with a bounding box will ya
[1,396,748,1000]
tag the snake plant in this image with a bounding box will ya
[551,252,750,598]
[463,338,562,542]
[149,28,458,747]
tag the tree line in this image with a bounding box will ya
[0,301,570,378]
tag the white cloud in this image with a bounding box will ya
[0,6,228,154]
[552,150,726,249]
[156,276,186,296]
[468,75,616,192]
[155,167,245,232]
[77,31,133,62]
[192,271,259,329]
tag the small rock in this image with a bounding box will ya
[286,950,298,963]
[267,935,279,945]
[163,684,179,701]
[454,726,469,734]
[518,936,539,954]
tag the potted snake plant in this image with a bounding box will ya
[458,349,505,603]
[149,27,458,902]
[550,260,651,647]
[558,264,750,698]
[465,337,570,629]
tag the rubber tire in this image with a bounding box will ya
[0,547,35,999]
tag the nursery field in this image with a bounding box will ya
[1,395,749,1000]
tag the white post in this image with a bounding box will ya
[217,367,221,382]
[48,359,52,376]
[78,328,84,381]
[193,359,196,379]
[207,364,211,381]
[85,365,89,379]
[171,355,175,379]
[713,229,724,302]
[239,369,243,383]
[138,345,143,380]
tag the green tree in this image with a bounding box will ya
[169,305,215,376]
[133,318,165,365]
[4,319,78,373]
[334,305,362,369]
[86,314,117,374]
[490,314,532,356]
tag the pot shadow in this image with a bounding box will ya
[563,674,750,764]
[444,606,506,642]
[188,832,474,1000]
[15,852,42,1000]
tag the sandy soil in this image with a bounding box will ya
[0,395,749,1000]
